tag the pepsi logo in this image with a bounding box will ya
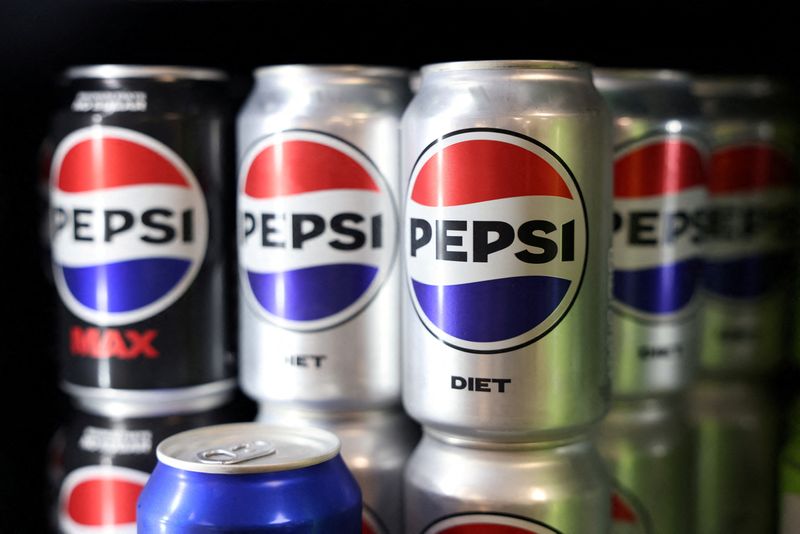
[50,126,208,326]
[612,136,706,320]
[703,143,794,299]
[406,129,587,353]
[611,490,651,534]
[362,505,388,534]
[239,130,397,331]
[423,513,561,533]
[58,465,148,534]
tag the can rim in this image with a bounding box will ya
[424,427,590,450]
[691,75,780,98]
[593,68,691,84]
[253,64,409,79]
[156,423,341,474]
[421,59,591,75]
[64,65,228,82]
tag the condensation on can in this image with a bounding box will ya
[402,60,612,441]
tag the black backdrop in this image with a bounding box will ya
[0,0,796,529]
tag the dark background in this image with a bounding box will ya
[0,0,796,530]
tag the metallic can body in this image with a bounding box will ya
[402,60,612,440]
[596,396,695,534]
[693,77,796,375]
[257,405,420,533]
[405,430,611,533]
[594,70,707,397]
[237,65,410,409]
[48,65,236,410]
[137,423,362,532]
[52,402,236,534]
[689,378,778,533]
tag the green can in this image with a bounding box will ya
[690,378,778,534]
[596,396,694,534]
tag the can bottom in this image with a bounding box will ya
[62,379,237,417]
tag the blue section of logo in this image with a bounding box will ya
[613,258,702,314]
[247,264,378,321]
[61,258,191,313]
[703,253,787,299]
[411,276,571,343]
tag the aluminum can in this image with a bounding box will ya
[781,398,800,534]
[596,395,695,534]
[237,65,410,409]
[693,76,796,375]
[402,59,612,440]
[594,69,707,398]
[137,423,362,532]
[51,401,236,534]
[48,65,236,413]
[405,429,610,533]
[257,405,420,533]
[689,378,778,533]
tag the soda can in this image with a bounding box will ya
[257,405,420,533]
[595,396,695,534]
[593,69,707,397]
[137,422,362,532]
[405,429,610,533]
[781,398,800,533]
[48,65,236,413]
[692,76,796,375]
[237,65,410,409]
[689,378,778,533]
[402,60,612,440]
[51,401,237,534]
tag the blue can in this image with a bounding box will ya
[137,423,362,532]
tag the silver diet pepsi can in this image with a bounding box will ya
[402,60,612,440]
[237,65,410,409]
[405,429,611,533]
[594,69,707,398]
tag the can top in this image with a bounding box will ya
[421,59,590,76]
[64,64,228,82]
[157,423,341,474]
[593,68,691,88]
[691,75,780,99]
[254,64,408,79]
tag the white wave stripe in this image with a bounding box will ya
[406,195,585,286]
[613,187,705,270]
[51,184,207,267]
[239,189,395,273]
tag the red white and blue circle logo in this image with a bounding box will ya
[612,135,706,320]
[238,130,397,332]
[50,126,208,326]
[406,129,587,354]
[423,512,561,533]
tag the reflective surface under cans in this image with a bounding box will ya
[402,60,612,441]
[48,65,236,411]
[137,423,362,532]
[405,429,610,533]
[693,77,796,375]
[257,405,420,534]
[689,378,778,534]
[51,401,237,534]
[237,65,410,409]
[594,69,707,397]
[596,395,695,534]
[780,396,800,534]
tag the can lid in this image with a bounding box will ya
[253,64,408,79]
[421,59,590,75]
[691,75,780,98]
[157,423,341,474]
[64,65,228,82]
[593,68,691,87]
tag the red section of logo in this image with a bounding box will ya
[411,139,572,207]
[614,140,705,197]
[708,144,793,193]
[57,137,190,192]
[65,477,144,526]
[612,492,637,523]
[244,139,379,198]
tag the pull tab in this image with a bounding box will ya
[196,440,276,465]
